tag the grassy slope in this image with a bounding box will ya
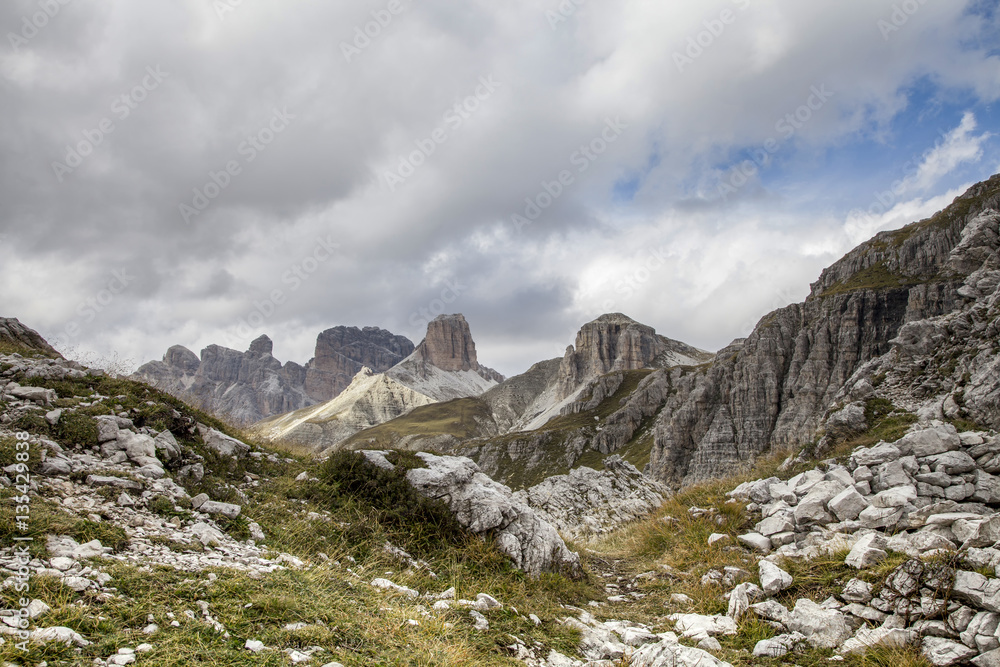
[0,361,599,666]
[340,397,494,450]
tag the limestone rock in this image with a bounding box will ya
[759,561,793,596]
[786,598,852,648]
[399,452,581,578]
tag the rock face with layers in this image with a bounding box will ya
[386,314,504,400]
[513,456,667,540]
[556,313,712,401]
[363,451,582,578]
[135,336,313,425]
[0,317,62,357]
[135,326,413,425]
[647,176,1000,488]
[303,326,414,402]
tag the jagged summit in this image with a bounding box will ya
[0,317,62,358]
[248,334,273,356]
[412,314,481,373]
[557,312,713,400]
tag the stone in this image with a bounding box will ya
[853,443,903,468]
[85,475,142,490]
[922,636,978,666]
[197,425,251,459]
[755,514,794,537]
[401,452,581,578]
[49,556,75,571]
[872,485,917,508]
[749,600,790,624]
[44,408,62,425]
[8,385,57,405]
[786,598,852,648]
[470,610,489,631]
[793,481,844,525]
[962,515,1000,548]
[753,632,807,658]
[952,570,1000,613]
[841,578,873,604]
[895,426,961,458]
[31,626,90,647]
[846,533,889,569]
[190,493,209,509]
[842,627,917,654]
[189,522,226,546]
[975,649,1000,667]
[826,403,867,437]
[927,451,978,476]
[829,486,868,522]
[758,561,793,596]
[73,539,108,559]
[96,416,120,442]
[708,533,730,546]
[670,614,738,641]
[628,633,733,667]
[737,533,772,554]
[974,471,1000,504]
[514,456,667,539]
[859,505,904,530]
[199,501,241,519]
[371,578,419,599]
[727,582,761,621]
[153,430,182,462]
[118,431,157,460]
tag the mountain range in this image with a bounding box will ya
[120,174,1000,489]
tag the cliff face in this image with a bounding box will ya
[647,175,1000,488]
[556,313,712,400]
[134,335,312,425]
[134,326,414,425]
[387,315,504,401]
[303,326,414,402]
[0,318,62,358]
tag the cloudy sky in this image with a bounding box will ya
[1,0,999,378]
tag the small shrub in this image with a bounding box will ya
[53,412,98,448]
[319,451,465,552]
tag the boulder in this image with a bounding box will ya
[401,453,581,578]
[153,430,182,462]
[670,614,737,641]
[759,561,793,596]
[922,636,978,666]
[197,424,251,459]
[31,626,90,647]
[118,431,157,460]
[829,486,868,522]
[96,416,120,443]
[786,598,852,648]
[894,425,961,458]
[198,501,241,519]
[752,633,806,658]
[628,632,734,667]
[842,627,917,654]
[846,533,889,569]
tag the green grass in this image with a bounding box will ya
[820,262,927,298]
[341,398,494,450]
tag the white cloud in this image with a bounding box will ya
[904,112,990,193]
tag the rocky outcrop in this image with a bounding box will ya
[0,317,62,357]
[514,456,667,540]
[362,451,582,578]
[135,326,414,426]
[556,313,712,401]
[386,315,504,401]
[135,336,312,426]
[303,326,414,402]
[721,421,1000,664]
[648,175,1000,488]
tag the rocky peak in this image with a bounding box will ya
[304,326,415,402]
[413,314,480,372]
[163,345,200,374]
[248,335,273,356]
[557,313,698,399]
[0,317,62,357]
